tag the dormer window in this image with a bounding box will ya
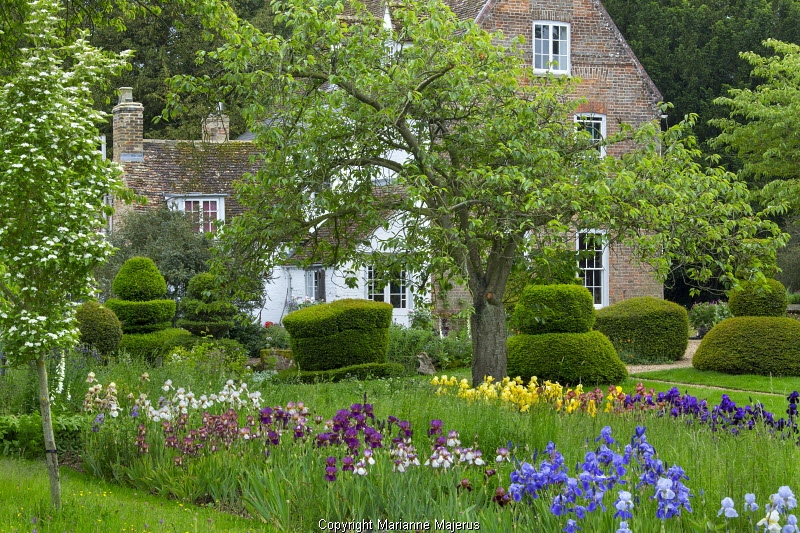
[165,193,227,233]
[533,22,570,74]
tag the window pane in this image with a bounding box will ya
[202,200,217,233]
[185,200,201,232]
[578,232,604,305]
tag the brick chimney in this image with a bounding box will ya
[202,103,230,143]
[112,87,144,163]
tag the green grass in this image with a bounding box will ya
[0,459,275,533]
[630,367,800,397]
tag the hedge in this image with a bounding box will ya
[594,297,688,362]
[118,328,192,362]
[0,413,88,459]
[692,317,800,376]
[105,298,176,334]
[290,328,390,371]
[274,362,405,383]
[728,279,788,317]
[111,256,167,301]
[76,300,122,356]
[511,284,595,334]
[507,331,627,385]
[283,299,393,339]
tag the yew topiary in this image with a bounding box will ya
[112,256,167,301]
[692,317,800,375]
[177,272,236,338]
[727,279,787,317]
[75,301,122,356]
[511,284,595,334]
[507,331,627,385]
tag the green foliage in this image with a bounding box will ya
[604,0,800,151]
[164,339,249,379]
[688,301,732,334]
[263,324,291,349]
[176,272,236,338]
[511,284,595,335]
[693,316,800,375]
[112,257,168,302]
[727,278,788,317]
[712,40,800,199]
[75,301,122,356]
[283,299,394,338]
[274,362,405,383]
[104,299,176,334]
[181,0,785,385]
[387,325,473,373]
[117,328,192,363]
[228,318,272,358]
[594,297,689,362]
[283,299,393,371]
[290,328,390,372]
[507,331,627,385]
[789,292,800,305]
[95,206,213,300]
[0,413,88,459]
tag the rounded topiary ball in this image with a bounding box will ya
[76,300,123,356]
[727,279,787,317]
[511,284,595,334]
[693,316,800,375]
[185,272,216,303]
[507,331,627,385]
[594,297,688,361]
[112,256,167,301]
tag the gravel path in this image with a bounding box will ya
[626,340,700,374]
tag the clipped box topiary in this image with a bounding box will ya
[507,331,627,385]
[692,316,800,375]
[112,256,168,301]
[75,300,122,356]
[727,279,788,317]
[104,298,176,333]
[511,284,595,334]
[594,297,688,362]
[118,327,193,363]
[283,299,393,371]
[177,272,236,338]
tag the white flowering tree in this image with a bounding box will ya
[0,0,130,508]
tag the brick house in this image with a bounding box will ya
[111,0,664,326]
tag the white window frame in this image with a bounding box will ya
[165,194,226,233]
[533,21,570,74]
[304,267,325,302]
[367,265,410,309]
[577,231,609,308]
[575,113,607,156]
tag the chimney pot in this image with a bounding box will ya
[119,87,134,104]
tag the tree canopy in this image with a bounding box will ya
[169,0,785,385]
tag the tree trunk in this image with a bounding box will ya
[470,300,508,386]
[35,354,61,509]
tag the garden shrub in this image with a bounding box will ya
[687,301,732,338]
[274,362,404,383]
[75,300,122,356]
[0,413,88,459]
[111,256,167,301]
[164,339,249,378]
[118,328,192,363]
[727,279,788,317]
[507,331,627,385]
[264,324,291,349]
[387,325,473,373]
[176,272,237,338]
[594,296,688,362]
[283,299,392,371]
[104,298,176,333]
[228,319,273,358]
[511,284,595,334]
[692,316,800,375]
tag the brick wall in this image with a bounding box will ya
[607,242,663,303]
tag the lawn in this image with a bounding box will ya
[630,367,800,397]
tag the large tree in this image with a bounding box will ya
[170,0,784,385]
[0,0,129,507]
